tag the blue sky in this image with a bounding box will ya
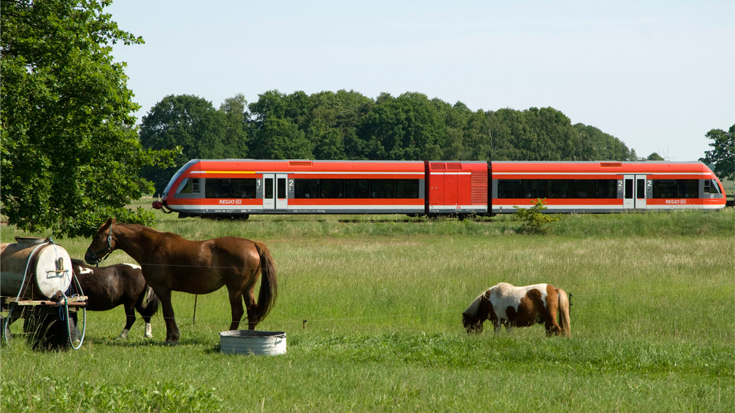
[108,0,734,161]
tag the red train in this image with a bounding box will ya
[152,159,727,219]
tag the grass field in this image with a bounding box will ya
[1,206,734,412]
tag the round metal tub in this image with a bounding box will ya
[219,330,286,356]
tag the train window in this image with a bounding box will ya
[205,179,232,198]
[231,179,256,198]
[277,178,286,199]
[637,179,646,198]
[265,178,273,199]
[321,179,345,198]
[705,179,722,194]
[498,180,522,198]
[370,180,394,198]
[652,180,677,198]
[547,180,569,198]
[395,179,419,198]
[178,178,199,194]
[570,180,593,198]
[523,180,546,198]
[593,180,617,198]
[294,179,319,198]
[652,179,699,198]
[712,180,722,194]
[345,179,369,198]
[677,180,698,198]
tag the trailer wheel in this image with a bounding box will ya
[23,307,77,351]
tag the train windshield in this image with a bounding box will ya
[162,160,199,197]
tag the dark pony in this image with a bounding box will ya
[462,282,570,337]
[84,219,277,345]
[71,259,159,339]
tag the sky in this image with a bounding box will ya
[107,0,734,161]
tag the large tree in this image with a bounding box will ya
[139,94,239,194]
[356,92,445,160]
[573,123,635,161]
[1,0,176,237]
[247,90,313,159]
[700,125,735,180]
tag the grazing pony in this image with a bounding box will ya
[71,259,159,339]
[462,282,571,337]
[84,218,277,345]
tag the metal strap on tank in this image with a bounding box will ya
[3,239,50,347]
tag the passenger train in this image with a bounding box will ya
[151,159,726,219]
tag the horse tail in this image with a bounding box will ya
[557,288,571,337]
[252,241,278,324]
[136,286,160,317]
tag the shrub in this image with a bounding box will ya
[513,198,559,234]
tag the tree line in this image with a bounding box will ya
[140,92,639,194]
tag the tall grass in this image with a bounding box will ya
[1,208,733,411]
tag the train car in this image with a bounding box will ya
[154,159,489,219]
[491,161,726,213]
[152,159,726,218]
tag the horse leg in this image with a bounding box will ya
[139,311,153,339]
[543,310,562,337]
[154,287,179,344]
[227,288,245,331]
[493,320,502,334]
[136,286,158,338]
[244,290,258,330]
[119,305,136,340]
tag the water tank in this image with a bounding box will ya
[0,238,73,300]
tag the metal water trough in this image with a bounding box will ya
[219,330,286,356]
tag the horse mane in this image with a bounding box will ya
[463,290,488,317]
[115,222,186,241]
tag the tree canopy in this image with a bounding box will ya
[1,0,177,237]
[700,124,735,180]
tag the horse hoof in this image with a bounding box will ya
[164,340,178,346]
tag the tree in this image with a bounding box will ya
[1,0,177,237]
[573,123,635,161]
[219,94,249,159]
[306,90,373,160]
[247,90,313,159]
[139,94,235,194]
[647,152,664,161]
[700,125,735,180]
[356,92,445,160]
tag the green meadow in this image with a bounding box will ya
[1,206,733,412]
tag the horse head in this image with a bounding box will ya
[85,218,116,265]
[462,312,484,334]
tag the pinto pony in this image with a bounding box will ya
[462,283,570,337]
[84,219,277,345]
[71,259,159,339]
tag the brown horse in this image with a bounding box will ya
[71,259,159,339]
[84,218,277,344]
[462,282,571,337]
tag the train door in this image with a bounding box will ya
[623,174,647,210]
[262,173,288,210]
